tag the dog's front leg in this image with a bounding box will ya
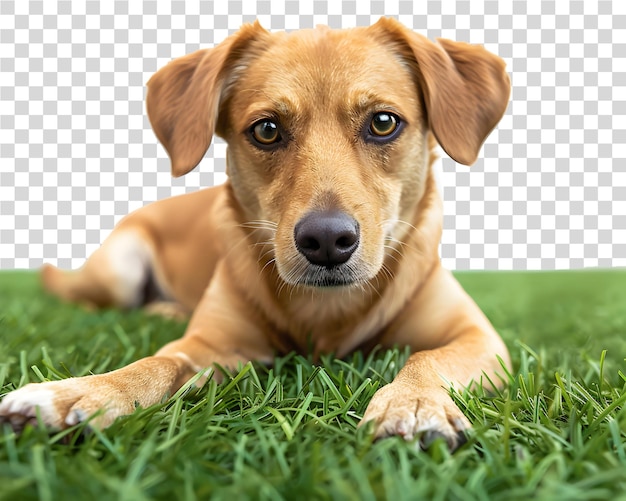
[361,267,510,450]
[0,262,273,432]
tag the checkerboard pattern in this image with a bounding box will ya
[1,1,624,270]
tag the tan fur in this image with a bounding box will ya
[0,18,511,449]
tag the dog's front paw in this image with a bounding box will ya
[360,382,470,450]
[0,377,135,433]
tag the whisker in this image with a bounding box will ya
[240,219,278,230]
[380,218,418,232]
[260,258,277,275]
[379,263,395,282]
[384,235,421,256]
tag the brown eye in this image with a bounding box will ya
[252,120,281,145]
[370,113,398,136]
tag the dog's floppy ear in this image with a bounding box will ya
[146,22,267,177]
[373,18,510,166]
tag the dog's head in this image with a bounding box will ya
[147,18,509,289]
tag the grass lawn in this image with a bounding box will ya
[0,269,625,500]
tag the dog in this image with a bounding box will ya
[0,18,510,449]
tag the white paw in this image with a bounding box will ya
[0,384,62,430]
[0,378,134,433]
[360,382,470,450]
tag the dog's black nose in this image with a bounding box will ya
[294,211,359,267]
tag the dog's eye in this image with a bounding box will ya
[251,120,281,146]
[370,113,398,137]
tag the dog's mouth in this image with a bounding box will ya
[294,264,362,288]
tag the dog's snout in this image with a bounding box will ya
[294,211,359,267]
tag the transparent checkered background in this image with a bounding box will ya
[0,0,624,270]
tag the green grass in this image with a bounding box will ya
[1,269,625,500]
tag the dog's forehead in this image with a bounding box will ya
[227,26,418,126]
[255,27,408,87]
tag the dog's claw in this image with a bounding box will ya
[65,408,88,427]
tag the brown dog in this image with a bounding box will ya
[0,18,510,449]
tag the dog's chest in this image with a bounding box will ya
[266,291,382,357]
